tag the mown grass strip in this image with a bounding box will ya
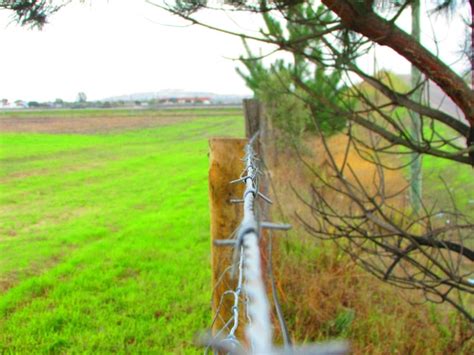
[0,111,244,352]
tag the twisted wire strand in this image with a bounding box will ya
[229,246,245,338]
[239,140,272,353]
[205,133,350,355]
[206,248,245,354]
[207,134,273,354]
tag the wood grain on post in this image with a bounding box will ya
[209,137,247,341]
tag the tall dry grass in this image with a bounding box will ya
[264,133,473,354]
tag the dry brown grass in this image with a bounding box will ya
[0,115,198,134]
[273,243,473,353]
[264,133,473,354]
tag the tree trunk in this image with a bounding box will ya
[410,0,422,211]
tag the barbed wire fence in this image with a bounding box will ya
[203,120,349,354]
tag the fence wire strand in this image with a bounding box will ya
[206,134,272,354]
[205,134,349,355]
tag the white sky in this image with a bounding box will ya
[0,0,470,102]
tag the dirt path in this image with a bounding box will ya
[0,115,199,134]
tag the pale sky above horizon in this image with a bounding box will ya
[0,0,470,102]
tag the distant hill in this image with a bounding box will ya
[101,89,251,104]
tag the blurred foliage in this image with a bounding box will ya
[237,2,349,146]
[1,0,64,28]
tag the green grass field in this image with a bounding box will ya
[0,109,244,353]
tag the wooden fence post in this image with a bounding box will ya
[243,98,262,140]
[209,137,247,341]
[243,98,268,217]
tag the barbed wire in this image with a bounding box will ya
[204,133,349,354]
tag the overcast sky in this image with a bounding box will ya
[0,0,470,102]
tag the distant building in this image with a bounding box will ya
[194,97,211,104]
[158,97,212,105]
